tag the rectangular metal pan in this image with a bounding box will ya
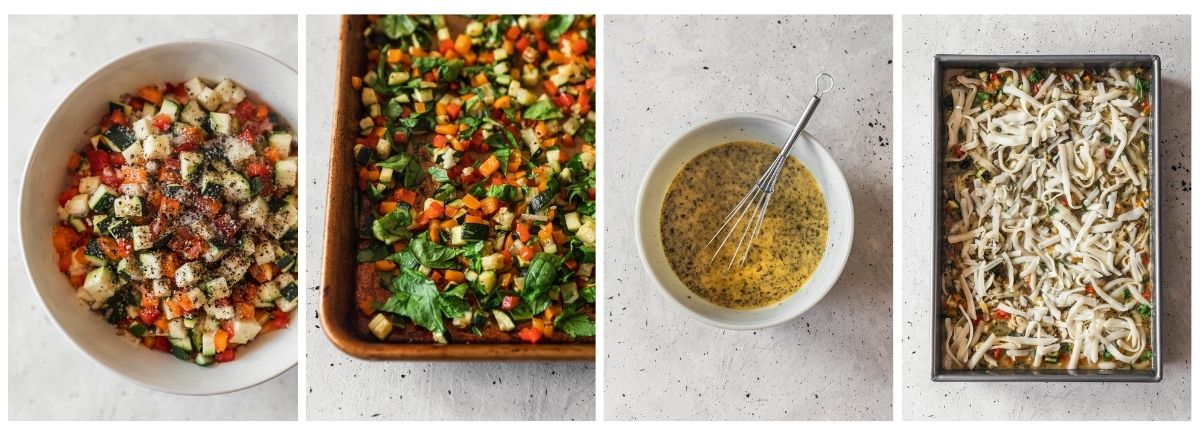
[930,54,1162,382]
[319,15,594,361]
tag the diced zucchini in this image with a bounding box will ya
[238,197,269,228]
[180,100,206,127]
[230,319,262,344]
[202,277,231,299]
[481,253,503,271]
[205,112,233,136]
[275,158,297,188]
[221,171,252,203]
[78,176,101,195]
[200,172,222,197]
[88,185,117,213]
[151,279,171,298]
[225,140,256,167]
[142,135,172,160]
[576,216,596,246]
[460,223,489,241]
[116,257,141,281]
[201,330,218,357]
[275,292,298,312]
[179,151,204,182]
[212,78,242,104]
[174,261,205,288]
[138,252,163,279]
[378,167,394,184]
[368,313,393,340]
[80,267,118,305]
[113,195,144,218]
[158,99,180,121]
[564,212,582,232]
[268,132,293,156]
[477,270,497,293]
[276,254,297,272]
[448,226,467,246]
[131,225,155,251]
[194,353,214,366]
[101,125,137,152]
[493,310,515,331]
[197,87,220,111]
[205,304,235,320]
[67,216,86,232]
[168,318,192,351]
[183,77,206,96]
[128,322,149,338]
[203,242,229,263]
[83,239,108,266]
[131,118,152,140]
[254,283,280,308]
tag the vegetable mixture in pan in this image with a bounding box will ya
[940,67,1153,370]
[352,15,597,344]
[53,78,299,366]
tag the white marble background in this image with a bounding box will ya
[900,15,1191,420]
[603,15,894,420]
[6,15,299,420]
[302,16,595,421]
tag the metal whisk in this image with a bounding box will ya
[704,73,835,270]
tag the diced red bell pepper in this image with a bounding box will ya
[215,349,236,363]
[518,327,543,344]
[501,295,521,310]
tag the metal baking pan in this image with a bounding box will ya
[930,54,1162,382]
[319,15,594,361]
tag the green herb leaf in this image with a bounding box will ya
[553,312,595,338]
[371,203,413,244]
[379,269,444,334]
[380,15,419,39]
[357,243,391,263]
[428,166,450,183]
[542,15,575,41]
[409,236,462,269]
[523,99,563,120]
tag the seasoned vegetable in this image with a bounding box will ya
[354,15,596,343]
[52,78,298,365]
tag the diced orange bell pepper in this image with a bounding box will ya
[478,155,501,177]
[461,194,481,210]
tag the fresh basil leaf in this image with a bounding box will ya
[371,203,413,244]
[413,56,444,74]
[380,15,419,39]
[523,99,563,121]
[428,166,450,183]
[409,236,462,269]
[437,283,471,319]
[387,250,421,271]
[439,59,465,81]
[486,184,519,202]
[543,15,575,41]
[524,253,564,295]
[461,241,485,271]
[553,312,595,338]
[357,243,390,263]
[493,148,512,174]
[581,285,596,303]
[379,269,444,334]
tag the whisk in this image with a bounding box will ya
[704,73,835,270]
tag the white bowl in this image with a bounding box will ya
[18,40,298,395]
[634,113,854,330]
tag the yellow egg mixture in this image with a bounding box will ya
[660,141,829,309]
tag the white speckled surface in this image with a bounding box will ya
[7,15,298,420]
[900,15,1191,420]
[302,16,595,421]
[603,15,893,421]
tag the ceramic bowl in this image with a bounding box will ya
[634,113,853,330]
[18,40,298,395]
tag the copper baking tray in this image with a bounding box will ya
[320,15,594,360]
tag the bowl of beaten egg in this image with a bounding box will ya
[634,113,853,329]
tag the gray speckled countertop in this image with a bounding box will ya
[302,16,595,421]
[603,15,893,421]
[900,15,1191,420]
[7,15,298,420]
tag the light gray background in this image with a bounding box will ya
[603,15,893,421]
[7,15,298,420]
[901,15,1191,420]
[303,16,595,421]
